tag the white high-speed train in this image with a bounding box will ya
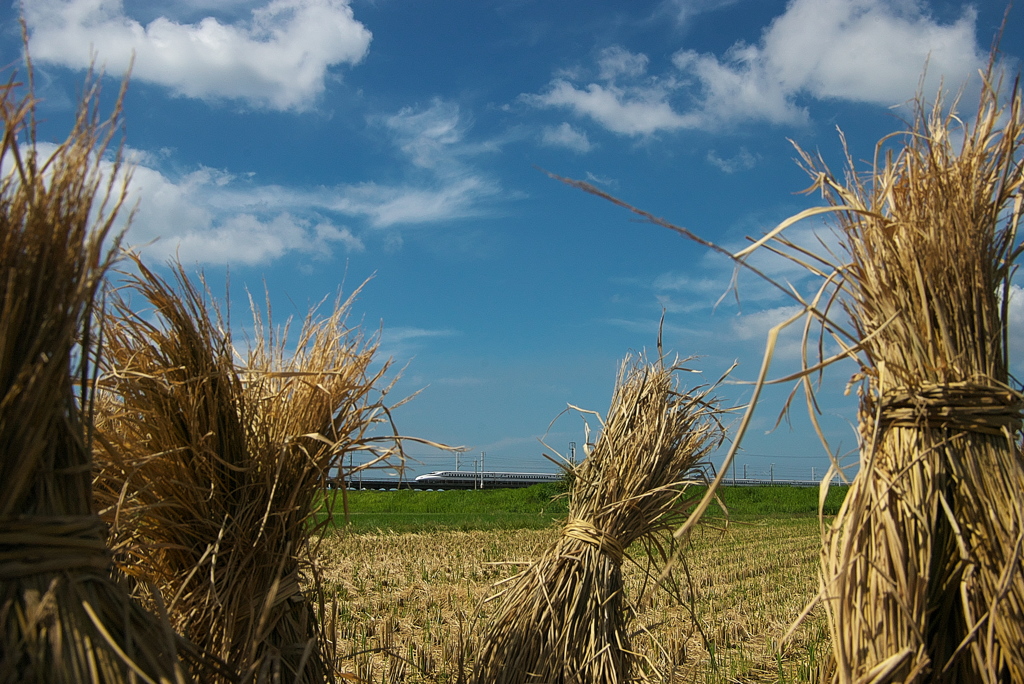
[414,470,561,488]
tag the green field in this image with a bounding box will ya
[325,483,849,533]
[321,484,850,681]
[321,499,839,682]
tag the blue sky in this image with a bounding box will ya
[7,0,1023,481]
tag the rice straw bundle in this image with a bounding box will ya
[795,69,1024,683]
[0,74,186,682]
[93,259,401,683]
[469,353,724,684]
[555,57,1024,683]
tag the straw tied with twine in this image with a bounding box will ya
[561,518,627,565]
[869,381,1023,436]
[0,71,189,681]
[468,353,726,684]
[0,517,112,580]
[832,374,1024,682]
[795,66,1024,682]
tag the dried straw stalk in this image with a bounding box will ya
[93,259,401,683]
[0,74,186,682]
[469,353,724,684]
[796,70,1024,682]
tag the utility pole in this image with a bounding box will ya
[732,460,736,485]
[480,451,485,489]
[770,463,775,484]
[743,463,747,480]
[569,442,576,466]
[456,451,460,471]
[811,466,815,482]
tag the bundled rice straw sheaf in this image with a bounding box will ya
[789,67,1024,683]
[557,56,1024,684]
[92,258,406,683]
[469,352,726,684]
[0,72,187,682]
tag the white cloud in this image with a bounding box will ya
[119,162,366,264]
[673,0,985,126]
[653,271,732,313]
[730,305,804,342]
[381,327,458,344]
[106,97,500,263]
[167,212,358,264]
[378,326,459,359]
[354,99,503,226]
[9,138,493,266]
[327,176,499,227]
[118,163,497,261]
[759,0,982,104]
[672,46,807,127]
[662,0,743,25]
[25,0,372,111]
[528,79,697,136]
[707,147,758,173]
[540,122,593,153]
[597,46,649,81]
[383,99,466,169]
[526,1,984,134]
[584,171,617,187]
[0,143,365,265]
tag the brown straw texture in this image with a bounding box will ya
[0,69,186,683]
[795,65,1024,683]
[93,259,401,683]
[469,353,724,684]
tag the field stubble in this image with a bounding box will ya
[319,516,831,683]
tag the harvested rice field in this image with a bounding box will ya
[320,517,832,683]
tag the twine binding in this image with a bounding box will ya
[0,515,112,579]
[872,381,1023,436]
[562,518,626,565]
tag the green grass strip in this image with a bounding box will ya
[321,483,850,534]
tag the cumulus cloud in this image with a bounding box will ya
[673,0,984,126]
[25,0,372,111]
[540,122,593,153]
[525,0,984,134]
